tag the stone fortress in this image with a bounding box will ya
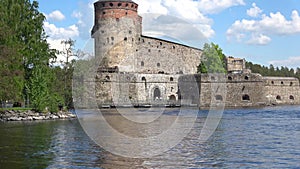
[91,0,300,108]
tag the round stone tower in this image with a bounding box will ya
[92,0,142,70]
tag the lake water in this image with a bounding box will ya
[0,106,299,168]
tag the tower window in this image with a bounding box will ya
[157,63,160,67]
[124,37,127,41]
[111,37,114,41]
[228,76,232,81]
[281,81,284,85]
[290,82,293,86]
[102,12,106,15]
[271,81,274,84]
[290,95,295,100]
[125,3,128,7]
[131,4,134,7]
[109,3,113,7]
[160,42,162,46]
[118,3,122,7]
[245,76,249,80]
[148,49,151,52]
[170,77,174,81]
[141,61,144,67]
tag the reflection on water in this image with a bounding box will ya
[0,106,299,168]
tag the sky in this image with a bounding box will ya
[36,0,300,68]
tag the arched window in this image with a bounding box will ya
[242,94,250,101]
[290,82,293,86]
[105,76,110,81]
[169,95,176,101]
[271,81,274,85]
[170,77,174,81]
[124,37,127,41]
[141,61,144,67]
[276,95,281,100]
[281,81,284,85]
[245,76,249,80]
[157,63,160,67]
[118,3,122,7]
[109,3,113,7]
[142,77,146,81]
[154,88,161,100]
[290,95,295,100]
[228,76,232,81]
[215,95,223,101]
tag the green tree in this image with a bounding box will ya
[198,43,226,73]
[0,0,61,112]
[59,38,78,109]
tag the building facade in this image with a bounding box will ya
[92,0,300,108]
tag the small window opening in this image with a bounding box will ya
[290,95,295,100]
[141,61,144,67]
[290,82,293,86]
[157,63,160,67]
[242,94,250,101]
[118,3,122,7]
[228,76,232,81]
[276,95,281,100]
[271,81,274,85]
[211,76,215,81]
[170,77,174,81]
[281,81,284,85]
[142,77,146,81]
[124,37,127,41]
[245,76,249,80]
[215,95,223,101]
[102,11,106,15]
[109,3,113,7]
[105,76,110,80]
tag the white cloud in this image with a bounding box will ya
[269,56,300,68]
[46,10,65,21]
[227,9,300,45]
[247,3,262,18]
[44,22,79,40]
[71,1,95,40]
[197,0,245,14]
[247,33,271,45]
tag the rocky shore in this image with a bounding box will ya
[0,109,76,122]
